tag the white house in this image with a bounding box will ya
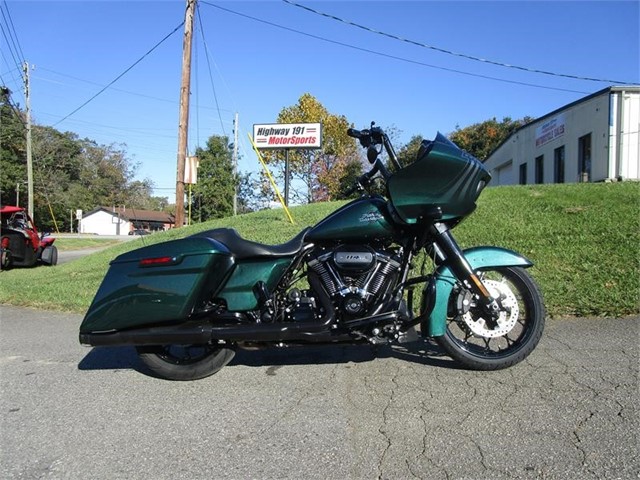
[484,86,640,185]
[80,207,175,236]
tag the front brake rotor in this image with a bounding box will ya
[461,279,519,338]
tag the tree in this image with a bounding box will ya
[1,94,161,231]
[263,93,360,203]
[190,134,237,222]
[31,131,143,231]
[0,88,26,208]
[236,171,266,214]
[396,134,425,168]
[448,117,533,161]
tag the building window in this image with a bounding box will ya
[535,155,544,184]
[578,133,592,182]
[554,146,565,183]
[519,163,527,185]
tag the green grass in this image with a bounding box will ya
[52,237,122,252]
[1,182,638,318]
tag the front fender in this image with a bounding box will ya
[423,246,533,337]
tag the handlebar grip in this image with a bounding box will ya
[347,128,361,138]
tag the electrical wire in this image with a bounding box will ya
[0,3,24,81]
[53,21,185,127]
[200,2,590,95]
[0,75,26,126]
[1,0,25,62]
[283,0,636,85]
[196,4,227,138]
[0,24,20,77]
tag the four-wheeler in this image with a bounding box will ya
[0,206,57,269]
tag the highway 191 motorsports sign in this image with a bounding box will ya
[253,123,322,149]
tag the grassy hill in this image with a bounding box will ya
[0,182,638,318]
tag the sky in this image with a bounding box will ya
[2,0,639,201]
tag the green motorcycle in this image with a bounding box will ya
[79,124,545,381]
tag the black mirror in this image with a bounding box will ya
[367,146,379,164]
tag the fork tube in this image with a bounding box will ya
[430,223,493,300]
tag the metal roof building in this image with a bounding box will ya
[484,86,639,186]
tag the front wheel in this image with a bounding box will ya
[136,343,235,381]
[435,267,545,370]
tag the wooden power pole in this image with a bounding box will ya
[23,62,34,219]
[175,0,196,229]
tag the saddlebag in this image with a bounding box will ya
[80,237,234,335]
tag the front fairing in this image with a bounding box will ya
[388,133,491,224]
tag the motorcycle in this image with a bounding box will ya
[79,123,545,381]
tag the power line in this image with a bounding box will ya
[53,21,185,127]
[35,67,235,115]
[0,0,25,68]
[0,20,22,74]
[283,0,636,85]
[196,4,226,137]
[201,2,590,95]
[0,82,26,126]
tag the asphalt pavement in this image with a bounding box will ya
[0,306,637,480]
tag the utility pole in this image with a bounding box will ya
[23,62,34,219]
[233,112,238,216]
[175,0,196,229]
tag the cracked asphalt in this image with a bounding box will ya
[1,305,638,480]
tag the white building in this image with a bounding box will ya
[485,86,640,186]
[80,207,175,236]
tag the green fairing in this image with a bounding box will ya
[307,197,396,243]
[80,237,234,333]
[216,258,293,311]
[424,246,533,337]
[387,133,491,223]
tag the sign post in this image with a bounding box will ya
[252,122,322,207]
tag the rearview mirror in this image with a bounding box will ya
[367,146,379,164]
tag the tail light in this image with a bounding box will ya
[139,256,179,268]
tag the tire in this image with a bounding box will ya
[41,245,58,266]
[435,267,545,370]
[1,236,12,271]
[136,344,235,381]
[0,247,12,271]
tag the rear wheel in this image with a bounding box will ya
[435,267,545,370]
[136,343,235,381]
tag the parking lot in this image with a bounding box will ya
[1,306,638,479]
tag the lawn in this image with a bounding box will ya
[0,182,637,318]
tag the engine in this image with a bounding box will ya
[306,245,402,318]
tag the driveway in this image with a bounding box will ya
[0,306,637,479]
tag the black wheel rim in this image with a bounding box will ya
[155,344,219,366]
[446,269,537,359]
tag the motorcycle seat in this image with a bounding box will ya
[194,227,311,260]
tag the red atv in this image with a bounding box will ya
[0,206,57,269]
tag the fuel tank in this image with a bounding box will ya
[307,197,397,243]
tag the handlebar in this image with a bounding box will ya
[344,122,401,197]
[348,123,401,169]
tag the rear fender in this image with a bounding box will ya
[40,236,55,247]
[423,246,533,337]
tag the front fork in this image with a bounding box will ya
[429,223,502,324]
